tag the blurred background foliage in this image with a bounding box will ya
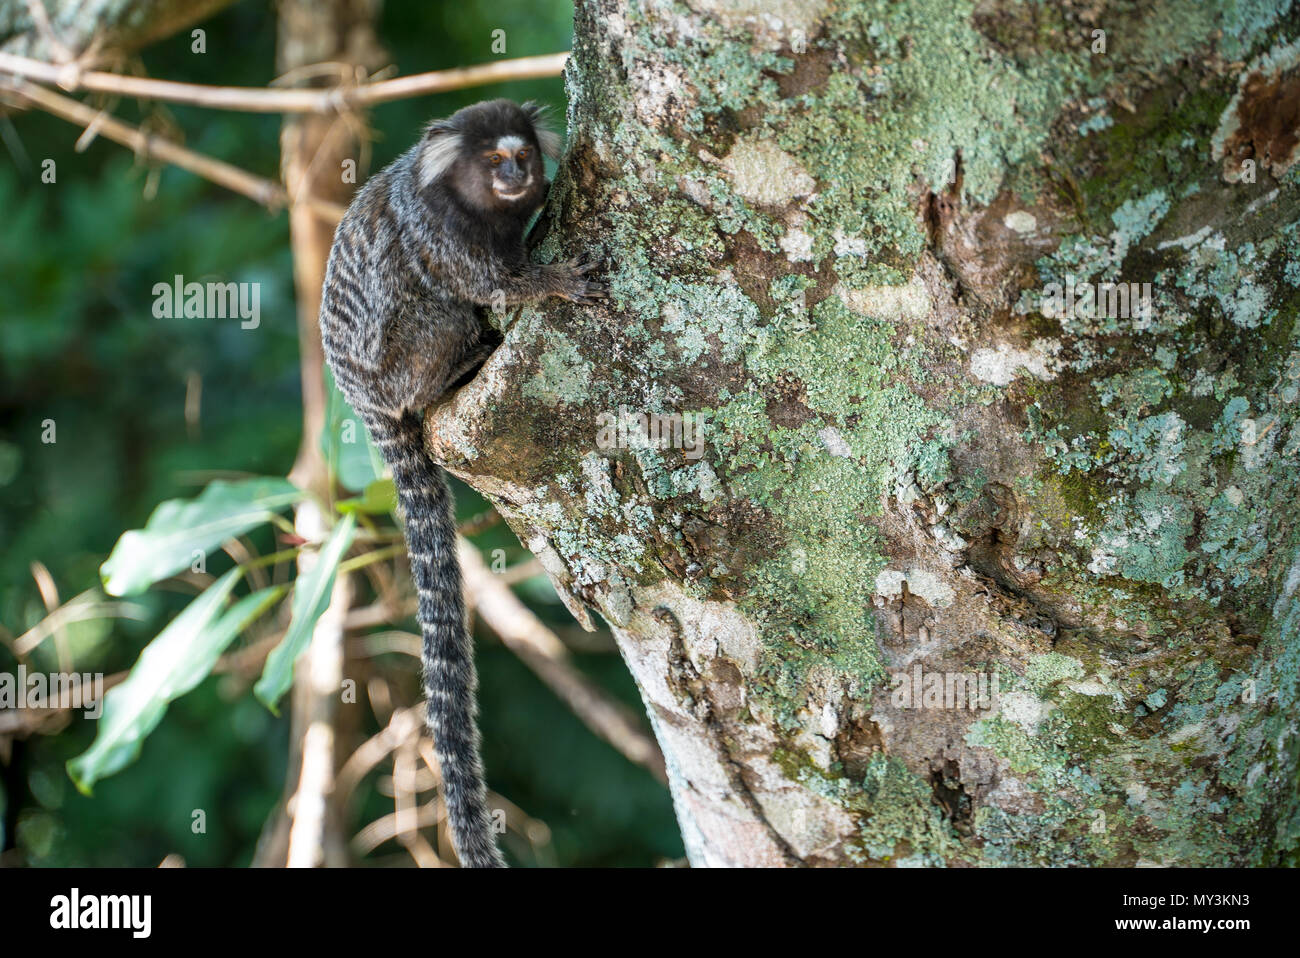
[0,0,683,867]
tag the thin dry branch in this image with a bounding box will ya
[0,51,568,114]
[351,797,446,857]
[2,78,345,221]
[340,556,542,630]
[337,548,662,780]
[0,670,128,735]
[457,538,669,785]
[12,588,148,657]
[335,704,423,806]
[393,739,442,866]
[21,0,74,65]
[285,503,353,868]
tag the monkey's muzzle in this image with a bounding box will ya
[492,158,532,201]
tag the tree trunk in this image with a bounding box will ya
[0,0,237,59]
[427,0,1300,866]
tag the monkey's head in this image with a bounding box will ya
[417,99,561,216]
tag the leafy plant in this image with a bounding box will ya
[71,386,378,788]
[100,478,301,596]
[254,512,356,712]
[68,573,283,791]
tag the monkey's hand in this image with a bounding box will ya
[552,258,607,305]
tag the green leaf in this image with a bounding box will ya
[320,366,384,491]
[254,514,357,713]
[101,478,302,596]
[336,477,397,516]
[67,571,284,792]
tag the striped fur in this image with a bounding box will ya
[319,101,602,868]
[367,410,500,868]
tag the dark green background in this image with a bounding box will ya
[0,0,682,867]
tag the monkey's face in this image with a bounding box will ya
[466,135,546,212]
[438,133,545,216]
[419,99,557,217]
[485,136,542,200]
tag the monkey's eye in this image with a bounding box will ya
[517,148,530,162]
[489,154,502,166]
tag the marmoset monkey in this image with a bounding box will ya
[319,99,603,868]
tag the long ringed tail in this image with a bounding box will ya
[363,409,505,868]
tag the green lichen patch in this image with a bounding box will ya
[536,0,1300,865]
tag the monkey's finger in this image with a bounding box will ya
[562,282,606,304]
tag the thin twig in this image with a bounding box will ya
[0,670,128,734]
[393,739,442,866]
[340,554,543,631]
[351,797,446,857]
[285,502,353,868]
[496,557,544,586]
[342,598,415,631]
[457,538,668,784]
[0,51,568,114]
[345,630,420,660]
[13,589,148,657]
[3,78,345,221]
[457,508,503,538]
[335,705,424,807]
[22,0,74,65]
[28,560,68,670]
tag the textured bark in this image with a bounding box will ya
[0,0,237,59]
[428,0,1300,866]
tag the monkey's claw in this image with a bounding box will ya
[574,279,608,303]
[562,257,607,304]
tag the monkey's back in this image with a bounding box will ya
[315,141,506,868]
[319,153,485,418]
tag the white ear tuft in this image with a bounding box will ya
[522,100,563,161]
[418,130,463,188]
[536,127,562,162]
